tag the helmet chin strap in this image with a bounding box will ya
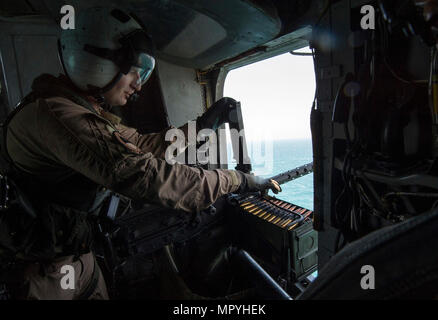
[128,93,139,103]
[96,92,139,109]
[86,72,141,107]
[93,93,106,105]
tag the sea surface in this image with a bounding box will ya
[227,139,314,210]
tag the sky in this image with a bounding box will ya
[223,48,316,141]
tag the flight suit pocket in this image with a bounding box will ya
[106,124,143,155]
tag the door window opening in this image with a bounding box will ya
[224,47,315,210]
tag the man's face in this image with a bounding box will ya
[103,70,142,106]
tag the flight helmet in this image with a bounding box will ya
[58,7,155,94]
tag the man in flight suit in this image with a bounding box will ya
[2,7,281,299]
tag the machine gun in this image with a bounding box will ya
[228,161,317,291]
[269,162,313,186]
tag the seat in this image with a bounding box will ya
[298,208,438,299]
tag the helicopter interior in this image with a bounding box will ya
[1,0,438,300]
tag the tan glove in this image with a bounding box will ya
[237,171,282,194]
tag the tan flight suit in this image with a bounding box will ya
[5,74,242,299]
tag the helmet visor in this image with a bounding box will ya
[132,52,155,85]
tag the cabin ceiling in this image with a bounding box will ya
[0,0,318,69]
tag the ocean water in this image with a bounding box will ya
[227,139,314,211]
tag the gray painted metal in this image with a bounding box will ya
[0,16,62,108]
[2,0,281,70]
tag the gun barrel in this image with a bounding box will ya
[270,162,313,185]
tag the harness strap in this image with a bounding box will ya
[76,257,100,300]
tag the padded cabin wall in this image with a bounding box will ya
[312,0,359,268]
[156,59,205,128]
[0,17,62,114]
[155,59,231,169]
